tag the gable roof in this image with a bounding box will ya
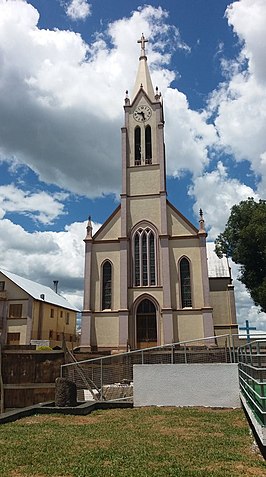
[167,200,199,234]
[0,269,79,311]
[206,243,231,278]
[93,204,121,240]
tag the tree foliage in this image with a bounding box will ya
[215,198,266,313]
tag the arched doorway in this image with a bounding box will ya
[136,298,157,349]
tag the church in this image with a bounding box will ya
[81,35,237,352]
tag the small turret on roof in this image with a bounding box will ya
[131,33,155,101]
[85,215,93,240]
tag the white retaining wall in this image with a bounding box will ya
[133,364,240,408]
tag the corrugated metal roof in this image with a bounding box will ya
[1,269,79,311]
[206,242,231,278]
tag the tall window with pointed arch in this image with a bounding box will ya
[145,125,152,164]
[134,228,156,286]
[134,126,141,165]
[102,261,112,310]
[180,257,192,307]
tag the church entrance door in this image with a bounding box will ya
[136,298,157,349]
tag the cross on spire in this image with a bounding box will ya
[138,33,148,57]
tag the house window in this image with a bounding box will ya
[145,125,152,164]
[102,261,112,309]
[50,308,54,318]
[133,228,157,287]
[180,257,192,307]
[7,332,20,345]
[9,304,23,319]
[0,281,5,291]
[60,310,63,318]
[134,126,141,165]
[66,312,70,325]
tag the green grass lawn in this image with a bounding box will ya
[0,407,265,477]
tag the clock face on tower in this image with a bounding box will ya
[133,105,152,122]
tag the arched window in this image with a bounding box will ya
[145,125,152,164]
[102,261,112,309]
[180,258,192,307]
[134,126,141,165]
[133,228,156,286]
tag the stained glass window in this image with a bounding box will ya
[180,258,192,307]
[102,261,112,309]
[134,234,140,286]
[133,228,156,286]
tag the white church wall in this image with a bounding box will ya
[177,313,204,342]
[169,240,205,309]
[129,197,161,230]
[167,206,198,236]
[94,211,121,241]
[94,314,119,348]
[92,244,120,311]
[133,364,240,408]
[127,165,160,196]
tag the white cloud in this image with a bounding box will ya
[188,161,259,240]
[0,217,101,309]
[230,261,266,333]
[208,0,266,194]
[0,1,211,198]
[65,0,91,21]
[164,89,218,176]
[0,184,68,224]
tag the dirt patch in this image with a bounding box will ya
[195,461,266,476]
[19,414,105,426]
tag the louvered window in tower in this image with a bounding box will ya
[134,126,141,165]
[102,261,112,309]
[180,258,192,307]
[145,125,152,164]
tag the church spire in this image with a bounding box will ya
[131,34,155,101]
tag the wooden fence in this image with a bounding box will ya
[1,349,64,409]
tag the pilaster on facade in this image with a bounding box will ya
[83,239,92,312]
[80,311,91,348]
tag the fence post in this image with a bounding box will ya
[171,345,174,364]
[100,358,103,401]
[184,343,187,364]
[141,350,144,365]
[0,345,4,414]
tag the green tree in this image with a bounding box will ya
[215,198,266,313]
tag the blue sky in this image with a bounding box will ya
[0,0,265,331]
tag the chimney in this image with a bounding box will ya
[53,280,59,294]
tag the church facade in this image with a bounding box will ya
[81,36,237,352]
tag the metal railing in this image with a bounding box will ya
[238,340,266,426]
[62,333,244,402]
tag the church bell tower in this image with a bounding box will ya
[119,34,174,349]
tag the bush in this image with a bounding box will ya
[36,345,53,351]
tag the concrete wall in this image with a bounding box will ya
[133,364,240,408]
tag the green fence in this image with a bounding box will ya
[238,340,266,426]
